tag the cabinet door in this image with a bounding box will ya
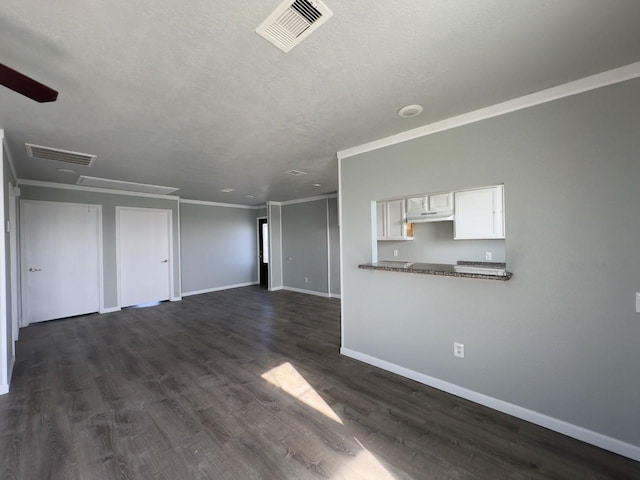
[407,196,428,214]
[376,201,386,239]
[386,199,406,239]
[454,186,504,239]
[429,192,453,211]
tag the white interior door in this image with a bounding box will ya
[21,201,101,324]
[117,207,172,307]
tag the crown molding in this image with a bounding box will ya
[179,198,265,210]
[338,61,640,160]
[278,193,337,206]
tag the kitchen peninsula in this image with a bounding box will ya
[368,185,511,280]
[359,260,512,281]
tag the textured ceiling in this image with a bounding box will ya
[1,1,640,204]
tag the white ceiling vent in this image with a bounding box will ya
[76,176,179,195]
[256,0,333,53]
[26,143,96,166]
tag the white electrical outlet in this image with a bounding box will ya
[485,251,492,261]
[304,277,309,284]
[454,342,465,358]
[636,292,640,313]
[393,249,399,257]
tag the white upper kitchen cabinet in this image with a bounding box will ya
[377,199,412,241]
[454,185,505,239]
[429,192,453,211]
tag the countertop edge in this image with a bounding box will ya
[358,263,513,281]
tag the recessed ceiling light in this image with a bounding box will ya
[313,183,321,187]
[245,194,255,198]
[56,168,77,174]
[398,104,423,118]
[221,188,236,193]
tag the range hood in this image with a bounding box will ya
[406,210,454,223]
[406,193,454,223]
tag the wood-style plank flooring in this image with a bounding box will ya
[0,286,638,479]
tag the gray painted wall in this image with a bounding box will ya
[340,78,640,448]
[328,197,341,295]
[180,202,263,294]
[269,197,341,296]
[267,202,283,290]
[19,185,181,308]
[377,221,506,264]
[282,199,329,293]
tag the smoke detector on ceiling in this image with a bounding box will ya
[256,0,333,53]
[26,143,96,166]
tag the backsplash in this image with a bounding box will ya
[377,221,506,264]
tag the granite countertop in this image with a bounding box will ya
[358,260,513,281]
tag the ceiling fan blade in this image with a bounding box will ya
[0,63,58,102]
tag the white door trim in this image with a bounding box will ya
[0,150,6,394]
[96,207,105,313]
[20,200,103,325]
[256,216,267,284]
[175,202,182,301]
[325,199,331,297]
[115,206,174,309]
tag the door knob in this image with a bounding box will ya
[29,268,42,272]
[160,259,168,263]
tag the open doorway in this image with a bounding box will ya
[258,217,268,287]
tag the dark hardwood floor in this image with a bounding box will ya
[0,286,638,479]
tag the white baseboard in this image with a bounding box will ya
[182,282,259,297]
[330,293,342,299]
[170,296,182,302]
[100,306,121,314]
[281,286,330,298]
[269,286,283,292]
[2,355,16,395]
[340,347,640,462]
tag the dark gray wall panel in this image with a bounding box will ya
[180,203,262,294]
[282,200,329,293]
[328,197,341,295]
[268,203,283,290]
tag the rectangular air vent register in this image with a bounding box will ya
[26,143,96,166]
[76,176,179,195]
[256,0,333,53]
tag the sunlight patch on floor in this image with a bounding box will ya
[333,439,398,480]
[261,362,343,424]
